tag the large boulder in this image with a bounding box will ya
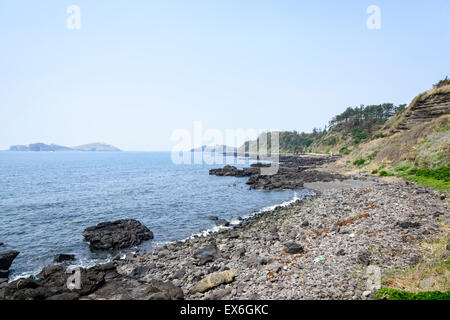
[0,263,117,300]
[0,250,19,271]
[83,219,153,251]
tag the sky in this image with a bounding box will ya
[0,0,449,151]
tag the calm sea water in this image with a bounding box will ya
[0,151,308,279]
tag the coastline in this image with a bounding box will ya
[111,176,446,300]
[6,187,313,283]
[182,189,315,242]
[1,159,448,300]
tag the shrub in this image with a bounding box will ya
[395,164,412,172]
[325,136,338,146]
[352,128,368,144]
[433,76,450,89]
[340,146,351,155]
[379,170,394,177]
[408,167,450,181]
[404,166,450,190]
[353,158,366,166]
[375,288,450,300]
[371,169,378,174]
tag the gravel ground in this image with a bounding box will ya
[98,176,448,300]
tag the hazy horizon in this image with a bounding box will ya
[1,1,449,151]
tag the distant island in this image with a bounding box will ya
[190,145,237,153]
[8,142,121,152]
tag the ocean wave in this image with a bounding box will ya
[181,189,315,242]
[8,190,315,283]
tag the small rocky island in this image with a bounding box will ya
[8,142,121,152]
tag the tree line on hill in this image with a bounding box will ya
[242,78,448,154]
[242,103,407,154]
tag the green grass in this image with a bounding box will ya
[375,288,450,300]
[353,158,366,166]
[379,170,394,177]
[404,175,450,191]
[340,146,351,155]
[395,164,412,172]
[376,164,450,191]
[438,124,450,133]
[402,166,450,191]
[408,167,450,181]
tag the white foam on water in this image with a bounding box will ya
[9,189,315,283]
[241,189,315,219]
[9,256,113,283]
[180,189,315,242]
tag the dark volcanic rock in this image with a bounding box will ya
[250,163,271,168]
[46,292,80,300]
[285,242,304,254]
[173,269,185,280]
[396,221,421,229]
[0,250,19,270]
[357,252,372,266]
[209,155,345,190]
[0,258,184,301]
[53,254,75,263]
[209,165,259,177]
[147,280,184,300]
[83,219,153,251]
[0,262,119,300]
[215,219,230,227]
[129,265,150,278]
[0,270,9,278]
[193,242,222,266]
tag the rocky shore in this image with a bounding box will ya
[209,155,345,190]
[1,156,448,300]
[103,177,446,300]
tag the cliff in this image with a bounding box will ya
[345,85,450,169]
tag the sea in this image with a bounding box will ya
[0,151,311,280]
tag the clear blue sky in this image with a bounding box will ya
[1,0,449,151]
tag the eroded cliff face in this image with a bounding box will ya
[341,85,450,168]
[395,85,450,132]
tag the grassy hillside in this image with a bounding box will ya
[310,103,407,155]
[239,103,406,155]
[338,84,450,190]
[240,80,450,190]
[240,103,407,155]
